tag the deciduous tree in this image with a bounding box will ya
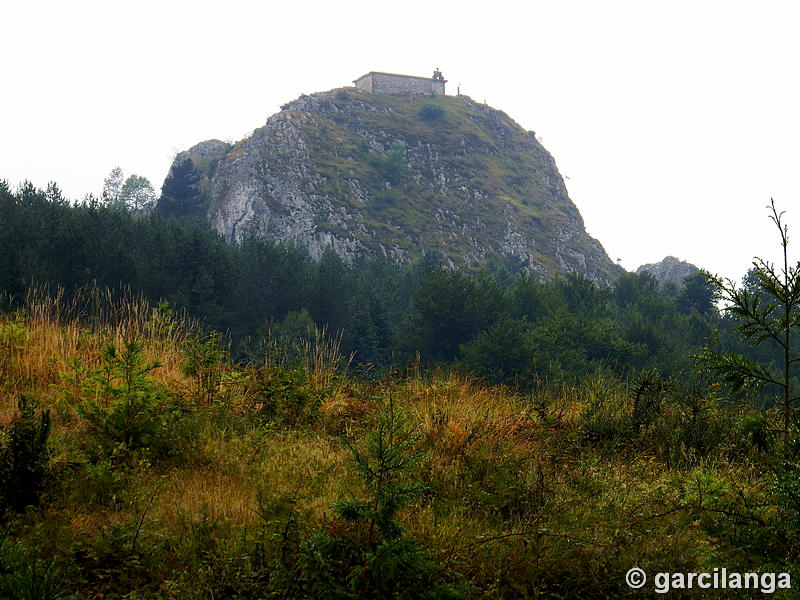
[102,166,124,206]
[120,174,155,211]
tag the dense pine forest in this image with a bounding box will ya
[0,180,725,382]
[2,181,799,598]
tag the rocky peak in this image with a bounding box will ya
[162,86,622,283]
[636,256,700,288]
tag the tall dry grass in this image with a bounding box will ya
[0,285,195,425]
[2,287,752,599]
[263,323,353,393]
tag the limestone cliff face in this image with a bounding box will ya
[165,87,621,283]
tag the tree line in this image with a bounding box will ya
[1,179,735,384]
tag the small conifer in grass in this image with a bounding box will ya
[292,392,462,599]
[696,200,800,438]
[77,338,167,453]
[335,392,426,546]
[0,396,52,516]
[181,331,225,404]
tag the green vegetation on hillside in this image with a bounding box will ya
[3,180,800,597]
[1,282,798,598]
[0,180,719,383]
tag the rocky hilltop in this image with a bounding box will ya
[636,256,700,288]
[161,86,621,282]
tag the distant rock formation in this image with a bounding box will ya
[636,256,700,288]
[159,84,622,283]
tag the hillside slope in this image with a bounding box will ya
[164,87,621,282]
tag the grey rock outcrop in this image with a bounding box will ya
[162,87,622,283]
[636,256,700,288]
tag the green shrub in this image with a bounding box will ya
[0,536,71,600]
[646,385,740,467]
[70,458,125,508]
[576,371,742,466]
[766,437,800,563]
[53,357,88,423]
[630,369,667,436]
[737,410,771,453]
[383,140,406,185]
[181,331,226,404]
[0,319,30,385]
[65,518,162,597]
[251,365,317,426]
[577,374,632,445]
[171,505,246,597]
[0,396,52,516]
[420,104,445,121]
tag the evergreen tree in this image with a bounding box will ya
[409,269,506,362]
[288,396,462,599]
[613,271,659,308]
[460,317,533,384]
[696,200,800,437]
[0,396,52,515]
[509,272,559,322]
[309,247,351,334]
[679,272,715,315]
[158,157,202,218]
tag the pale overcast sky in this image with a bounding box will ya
[2,1,799,281]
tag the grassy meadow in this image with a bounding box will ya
[0,290,796,599]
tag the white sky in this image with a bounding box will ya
[2,0,799,282]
